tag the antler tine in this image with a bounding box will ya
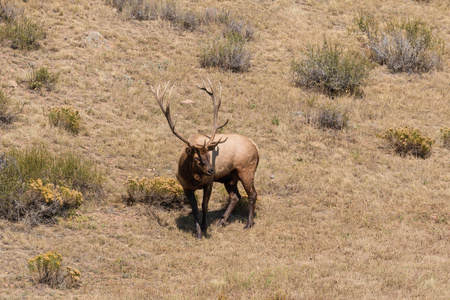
[152,81,192,146]
[197,77,229,148]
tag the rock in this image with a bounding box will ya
[83,31,109,49]
[7,80,18,88]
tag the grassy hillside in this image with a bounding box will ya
[1,0,449,299]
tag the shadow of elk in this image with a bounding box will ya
[151,78,259,239]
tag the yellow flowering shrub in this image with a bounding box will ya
[124,176,186,209]
[441,127,450,149]
[65,266,81,288]
[48,106,81,134]
[378,127,434,158]
[28,179,83,208]
[28,251,81,288]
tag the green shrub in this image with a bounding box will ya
[28,251,81,289]
[200,33,251,72]
[27,67,58,91]
[124,176,186,209]
[0,89,18,124]
[352,12,444,73]
[0,145,103,224]
[48,106,81,134]
[291,39,370,96]
[1,16,45,50]
[378,127,434,158]
[440,127,450,149]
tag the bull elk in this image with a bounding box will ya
[151,78,259,239]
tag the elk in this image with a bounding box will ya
[151,78,259,239]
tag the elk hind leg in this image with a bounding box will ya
[240,174,257,229]
[218,182,241,227]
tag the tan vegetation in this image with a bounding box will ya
[0,0,449,299]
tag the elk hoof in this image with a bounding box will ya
[195,224,203,239]
[217,218,227,227]
[244,223,253,229]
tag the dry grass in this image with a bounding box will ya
[0,0,449,299]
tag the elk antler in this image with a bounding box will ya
[151,82,192,147]
[197,78,229,149]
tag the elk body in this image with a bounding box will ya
[152,79,259,239]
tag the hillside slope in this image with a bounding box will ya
[1,0,449,299]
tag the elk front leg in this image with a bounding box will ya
[185,190,202,239]
[201,183,213,236]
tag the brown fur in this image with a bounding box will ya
[177,133,259,239]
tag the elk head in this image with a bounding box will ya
[151,78,229,180]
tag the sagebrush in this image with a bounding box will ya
[200,32,251,72]
[352,12,444,73]
[291,39,370,96]
[307,105,349,130]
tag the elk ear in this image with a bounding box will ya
[185,147,193,155]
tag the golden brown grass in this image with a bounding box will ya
[1,0,449,299]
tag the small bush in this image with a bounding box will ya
[352,12,444,73]
[48,106,81,134]
[222,20,254,41]
[200,33,251,72]
[0,145,103,224]
[378,127,434,158]
[180,10,200,31]
[24,179,84,223]
[307,106,349,130]
[1,16,45,50]
[202,7,230,26]
[0,0,23,23]
[440,127,450,149]
[27,67,58,91]
[0,89,18,124]
[160,0,178,22]
[291,39,370,96]
[29,179,83,208]
[124,176,186,209]
[106,0,157,20]
[28,252,81,289]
